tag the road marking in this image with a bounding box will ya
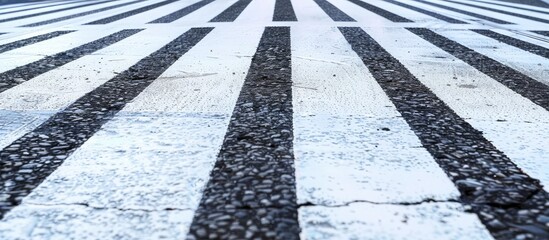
[188,27,299,239]
[0,30,73,54]
[148,0,215,23]
[21,0,144,27]
[0,29,142,94]
[210,0,251,22]
[347,0,412,22]
[410,28,549,111]
[313,0,355,21]
[340,26,548,239]
[0,27,212,219]
[383,0,467,23]
[0,0,115,24]
[86,0,180,24]
[443,0,549,24]
[412,0,511,24]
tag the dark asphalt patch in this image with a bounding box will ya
[149,0,215,23]
[408,28,549,112]
[0,29,141,94]
[348,0,412,22]
[0,0,89,16]
[0,27,212,219]
[383,0,467,24]
[314,0,355,22]
[209,0,252,22]
[86,0,180,25]
[340,26,549,239]
[187,27,299,240]
[412,0,512,24]
[443,0,549,24]
[0,0,115,23]
[0,30,74,54]
[21,0,143,27]
[472,29,549,59]
[273,0,297,21]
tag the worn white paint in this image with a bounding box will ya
[0,26,264,238]
[367,26,549,190]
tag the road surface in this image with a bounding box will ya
[0,0,548,239]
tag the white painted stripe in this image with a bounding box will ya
[464,0,549,13]
[328,0,394,24]
[300,202,493,240]
[160,0,237,25]
[0,28,123,74]
[0,0,90,18]
[0,0,81,13]
[450,0,549,18]
[0,27,185,149]
[292,25,489,238]
[101,0,203,26]
[0,25,264,238]
[0,0,130,28]
[362,0,450,23]
[292,0,332,23]
[367,27,549,190]
[394,0,477,23]
[423,0,548,27]
[234,0,275,24]
[434,29,549,86]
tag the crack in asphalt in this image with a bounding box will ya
[25,202,194,213]
[297,198,462,208]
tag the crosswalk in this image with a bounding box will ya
[0,0,547,239]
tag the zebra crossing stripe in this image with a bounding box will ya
[86,0,180,24]
[0,27,213,219]
[187,27,299,240]
[408,28,549,112]
[0,29,142,94]
[339,26,549,239]
[149,0,215,23]
[210,0,252,22]
[0,0,116,23]
[348,0,412,22]
[383,0,467,23]
[412,0,511,24]
[443,0,549,24]
[273,0,297,21]
[471,29,549,59]
[462,0,549,15]
[21,0,144,27]
[0,0,88,16]
[313,0,355,21]
[0,30,74,54]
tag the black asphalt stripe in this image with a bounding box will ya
[187,27,299,240]
[0,29,142,94]
[408,28,549,112]
[443,0,549,24]
[348,0,412,22]
[472,29,549,59]
[209,0,251,22]
[0,30,74,54]
[412,0,512,24]
[465,0,549,15]
[0,27,213,219]
[86,0,179,24]
[21,0,144,27]
[339,26,549,240]
[0,0,88,15]
[0,0,116,23]
[273,0,297,21]
[148,0,214,23]
[383,0,467,23]
[314,0,355,22]
[532,31,549,37]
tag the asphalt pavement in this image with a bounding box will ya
[0,0,547,239]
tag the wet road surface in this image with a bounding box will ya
[0,0,548,239]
